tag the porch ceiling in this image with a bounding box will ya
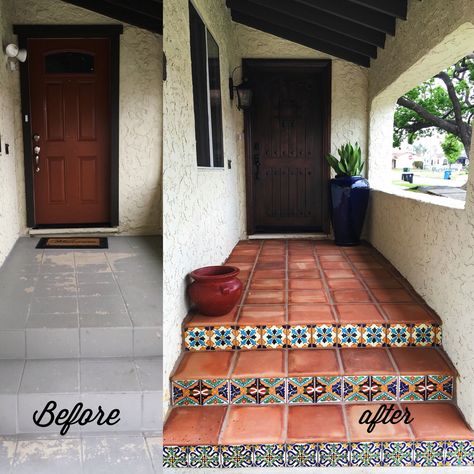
[61,0,163,34]
[226,0,408,67]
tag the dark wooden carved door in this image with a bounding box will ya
[28,38,111,225]
[245,61,330,233]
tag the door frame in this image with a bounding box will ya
[13,24,123,228]
[243,59,332,235]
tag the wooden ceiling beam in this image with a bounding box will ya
[101,0,162,21]
[348,0,408,20]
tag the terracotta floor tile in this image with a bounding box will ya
[359,269,394,279]
[220,406,285,445]
[232,349,286,378]
[406,404,474,440]
[320,261,353,270]
[225,262,254,271]
[253,269,285,280]
[287,405,347,442]
[341,348,395,375]
[172,351,235,380]
[245,290,285,305]
[226,255,256,263]
[319,255,348,262]
[332,290,372,303]
[336,304,384,323]
[250,279,285,291]
[382,304,437,323]
[238,305,285,325]
[288,254,315,262]
[327,279,365,290]
[364,277,403,289]
[315,248,343,255]
[347,254,379,262]
[289,270,321,279]
[289,279,322,290]
[372,289,415,303]
[164,406,227,446]
[288,305,335,324]
[352,260,384,270]
[288,349,341,376]
[255,262,285,270]
[346,404,412,442]
[289,262,318,271]
[289,290,327,304]
[186,307,239,327]
[390,348,453,374]
[260,250,285,257]
[324,269,356,279]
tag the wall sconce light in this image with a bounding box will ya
[229,66,252,110]
[5,43,27,63]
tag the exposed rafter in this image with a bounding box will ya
[348,0,408,20]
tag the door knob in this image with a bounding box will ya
[33,133,40,142]
[34,146,40,154]
[253,142,261,180]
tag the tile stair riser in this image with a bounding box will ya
[164,440,474,468]
[184,323,442,351]
[171,375,454,406]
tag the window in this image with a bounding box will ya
[189,3,224,167]
[45,52,95,74]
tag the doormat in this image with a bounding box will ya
[36,237,108,249]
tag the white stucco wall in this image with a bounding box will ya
[0,0,162,267]
[162,0,368,408]
[367,0,474,426]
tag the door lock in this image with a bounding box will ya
[253,142,261,180]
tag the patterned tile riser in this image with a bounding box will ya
[172,375,454,406]
[184,323,442,351]
[164,440,474,468]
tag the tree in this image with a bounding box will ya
[441,134,462,167]
[394,53,474,158]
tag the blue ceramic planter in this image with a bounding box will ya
[329,176,370,246]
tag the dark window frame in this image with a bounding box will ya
[189,2,224,168]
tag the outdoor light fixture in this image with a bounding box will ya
[5,44,27,63]
[229,66,252,110]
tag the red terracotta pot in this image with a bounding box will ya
[188,266,243,316]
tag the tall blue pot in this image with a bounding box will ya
[329,176,370,246]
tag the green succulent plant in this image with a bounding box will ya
[326,143,365,177]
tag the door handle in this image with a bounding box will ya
[253,142,260,180]
[33,133,40,172]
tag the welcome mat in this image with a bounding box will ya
[36,237,108,249]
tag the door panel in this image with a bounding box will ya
[28,38,111,225]
[245,61,330,233]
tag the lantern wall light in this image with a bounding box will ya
[229,66,253,111]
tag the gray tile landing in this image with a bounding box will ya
[0,236,162,359]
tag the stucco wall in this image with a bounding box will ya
[367,0,474,426]
[162,0,368,408]
[0,0,162,267]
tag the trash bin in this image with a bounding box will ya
[402,173,414,183]
[444,170,452,180]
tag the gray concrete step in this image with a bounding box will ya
[0,357,162,436]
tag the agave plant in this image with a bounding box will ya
[326,143,365,177]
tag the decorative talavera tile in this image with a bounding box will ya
[412,324,435,346]
[435,325,443,346]
[287,377,315,404]
[287,325,311,348]
[254,444,285,467]
[221,445,253,468]
[235,326,261,350]
[201,379,229,405]
[259,378,286,404]
[210,326,234,350]
[188,445,220,468]
[361,324,386,347]
[343,376,370,402]
[445,440,474,466]
[163,446,188,468]
[399,376,426,401]
[184,327,208,351]
[382,441,413,466]
[261,325,286,349]
[312,324,337,347]
[229,378,258,404]
[351,442,382,467]
[387,324,411,347]
[371,376,398,401]
[338,324,361,347]
[316,376,343,402]
[287,443,317,467]
[426,375,453,400]
[319,442,349,467]
[172,380,200,406]
[414,441,444,467]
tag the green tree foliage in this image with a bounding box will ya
[394,53,474,157]
[441,134,463,165]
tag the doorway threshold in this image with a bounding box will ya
[248,233,330,240]
[28,227,119,236]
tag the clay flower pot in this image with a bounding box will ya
[188,266,243,316]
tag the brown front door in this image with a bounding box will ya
[244,60,331,234]
[28,38,111,225]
